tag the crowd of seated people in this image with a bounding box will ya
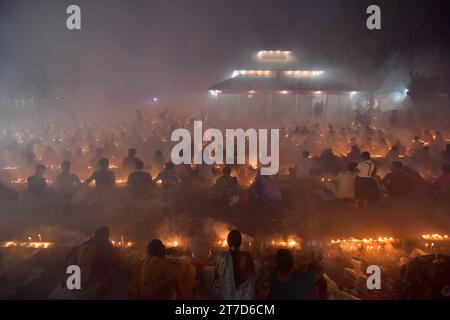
[0,142,445,210]
[0,111,448,210]
[56,228,336,300]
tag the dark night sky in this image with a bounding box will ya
[0,0,339,108]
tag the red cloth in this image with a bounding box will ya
[235,251,255,287]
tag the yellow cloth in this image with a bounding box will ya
[75,242,97,267]
[128,256,196,299]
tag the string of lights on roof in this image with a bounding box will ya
[231,70,275,78]
[257,50,292,60]
[231,70,324,78]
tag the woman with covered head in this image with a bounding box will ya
[127,239,196,300]
[61,227,122,299]
[214,230,258,299]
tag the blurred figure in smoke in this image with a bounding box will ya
[382,161,412,197]
[313,101,323,117]
[324,162,357,201]
[354,152,377,208]
[210,166,238,203]
[85,158,116,191]
[314,148,342,176]
[55,161,81,199]
[64,227,122,298]
[268,249,318,300]
[27,164,47,198]
[382,161,429,197]
[214,230,258,300]
[154,162,178,195]
[122,148,142,172]
[127,159,153,196]
[295,151,312,180]
[127,239,196,299]
[250,168,281,205]
[136,110,145,127]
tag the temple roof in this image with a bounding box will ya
[208,73,358,94]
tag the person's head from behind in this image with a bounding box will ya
[223,166,232,177]
[128,148,137,156]
[148,239,166,257]
[94,226,110,244]
[35,164,46,176]
[302,151,310,159]
[413,136,420,142]
[361,151,371,161]
[99,158,109,169]
[227,229,242,252]
[391,161,403,172]
[276,249,295,275]
[135,159,144,171]
[61,161,71,173]
[347,162,358,172]
[155,150,162,158]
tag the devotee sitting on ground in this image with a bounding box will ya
[382,161,429,197]
[122,148,142,171]
[381,162,412,197]
[127,239,196,300]
[55,161,81,199]
[127,159,153,196]
[354,152,377,208]
[85,158,116,191]
[64,227,122,298]
[250,168,281,204]
[313,148,342,176]
[27,164,48,198]
[214,230,258,300]
[268,249,317,300]
[295,151,313,179]
[386,142,406,161]
[324,162,357,200]
[209,166,238,202]
[154,162,178,193]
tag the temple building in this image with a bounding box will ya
[208,51,360,124]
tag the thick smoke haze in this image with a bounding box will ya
[0,0,337,117]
